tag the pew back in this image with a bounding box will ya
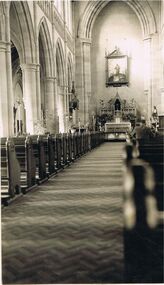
[1,138,21,202]
[30,135,47,182]
[137,139,164,211]
[13,136,36,190]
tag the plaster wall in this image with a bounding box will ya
[91,1,146,117]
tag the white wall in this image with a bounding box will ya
[91,1,145,117]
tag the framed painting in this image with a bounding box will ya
[106,49,128,87]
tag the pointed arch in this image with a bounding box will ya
[77,0,157,39]
[38,17,53,77]
[56,38,65,87]
[9,1,35,63]
[67,52,73,92]
[56,38,65,133]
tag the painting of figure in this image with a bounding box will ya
[107,55,128,86]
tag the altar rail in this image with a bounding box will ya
[1,132,104,206]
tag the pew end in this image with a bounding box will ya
[1,138,21,205]
[123,155,163,283]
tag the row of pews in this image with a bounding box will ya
[123,135,164,283]
[1,132,104,206]
[1,129,163,282]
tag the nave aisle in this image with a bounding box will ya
[2,142,124,284]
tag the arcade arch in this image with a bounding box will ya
[9,1,37,134]
[38,18,55,132]
[77,0,157,39]
[11,42,26,135]
[56,39,65,132]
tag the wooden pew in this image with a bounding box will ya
[79,133,83,155]
[30,135,47,183]
[62,134,68,166]
[1,138,21,205]
[67,133,73,163]
[137,138,164,211]
[71,133,75,160]
[76,133,81,157]
[83,133,87,153]
[88,132,91,151]
[125,136,164,211]
[1,131,104,204]
[39,135,49,176]
[50,134,59,172]
[39,135,56,176]
[123,158,163,283]
[90,132,94,149]
[72,133,78,159]
[47,135,56,175]
[90,132,102,149]
[55,134,62,170]
[54,133,72,170]
[13,136,36,192]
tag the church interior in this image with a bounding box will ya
[0,0,164,284]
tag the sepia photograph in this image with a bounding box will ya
[0,0,163,284]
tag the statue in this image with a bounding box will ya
[151,106,159,131]
[13,104,17,134]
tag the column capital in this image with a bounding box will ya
[21,63,38,71]
[143,36,152,42]
[44,76,56,82]
[0,40,11,51]
[79,38,92,45]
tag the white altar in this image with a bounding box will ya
[105,119,131,133]
[99,93,135,140]
[104,112,131,141]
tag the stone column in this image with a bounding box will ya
[36,63,41,120]
[0,5,14,137]
[82,39,92,125]
[54,77,59,133]
[44,77,55,133]
[0,3,14,136]
[6,4,14,136]
[34,2,41,121]
[52,8,59,133]
[63,0,68,132]
[143,37,152,123]
[0,42,11,136]
[75,37,92,126]
[21,63,38,134]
